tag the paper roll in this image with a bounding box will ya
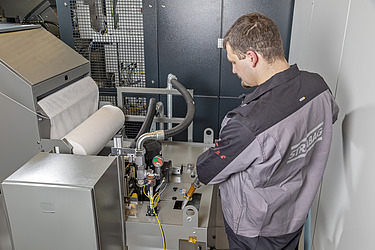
[63,105,125,155]
[38,76,99,139]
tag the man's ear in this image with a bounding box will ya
[246,50,258,68]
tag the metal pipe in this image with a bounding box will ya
[135,130,165,152]
[304,210,311,250]
[156,101,164,130]
[167,74,176,132]
[149,186,154,211]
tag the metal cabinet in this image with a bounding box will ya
[143,0,295,141]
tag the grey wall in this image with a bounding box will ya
[289,0,375,249]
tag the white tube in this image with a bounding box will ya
[64,105,124,155]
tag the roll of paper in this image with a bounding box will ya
[63,105,125,155]
[38,76,99,139]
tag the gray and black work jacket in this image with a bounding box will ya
[196,64,339,238]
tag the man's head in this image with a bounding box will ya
[224,13,287,88]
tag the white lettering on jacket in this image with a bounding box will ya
[287,122,324,163]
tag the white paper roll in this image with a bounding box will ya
[37,76,99,139]
[63,105,125,155]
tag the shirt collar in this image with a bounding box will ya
[241,64,300,104]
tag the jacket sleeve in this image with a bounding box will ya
[196,117,261,185]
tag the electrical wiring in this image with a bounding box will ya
[159,182,168,195]
[142,185,150,199]
[153,192,160,207]
[152,192,165,250]
[143,185,166,250]
[156,179,168,195]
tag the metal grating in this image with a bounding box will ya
[70,0,145,88]
[123,96,147,115]
[69,0,147,138]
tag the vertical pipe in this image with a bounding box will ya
[304,209,311,250]
[148,186,154,211]
[156,102,164,130]
[167,81,172,131]
[167,74,176,141]
[187,89,194,142]
[113,134,127,248]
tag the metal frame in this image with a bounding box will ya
[117,86,194,142]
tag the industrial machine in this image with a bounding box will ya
[0,23,220,250]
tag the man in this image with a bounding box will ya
[196,13,339,249]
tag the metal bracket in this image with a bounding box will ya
[182,205,198,227]
[203,128,214,145]
[217,38,224,49]
[111,147,137,157]
[40,138,73,154]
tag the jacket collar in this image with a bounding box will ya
[241,64,300,104]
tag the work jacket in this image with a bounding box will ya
[196,64,339,238]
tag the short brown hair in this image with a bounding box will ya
[223,12,285,63]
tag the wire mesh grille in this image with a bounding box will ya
[99,94,117,106]
[123,96,147,115]
[70,0,145,88]
[69,0,146,138]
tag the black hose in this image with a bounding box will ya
[130,98,157,148]
[164,79,195,139]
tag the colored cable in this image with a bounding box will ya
[152,192,165,250]
[143,185,165,249]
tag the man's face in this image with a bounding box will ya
[226,44,257,88]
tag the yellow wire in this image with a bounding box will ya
[143,185,151,200]
[144,185,165,250]
[152,193,165,250]
[153,205,165,250]
[153,192,160,207]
